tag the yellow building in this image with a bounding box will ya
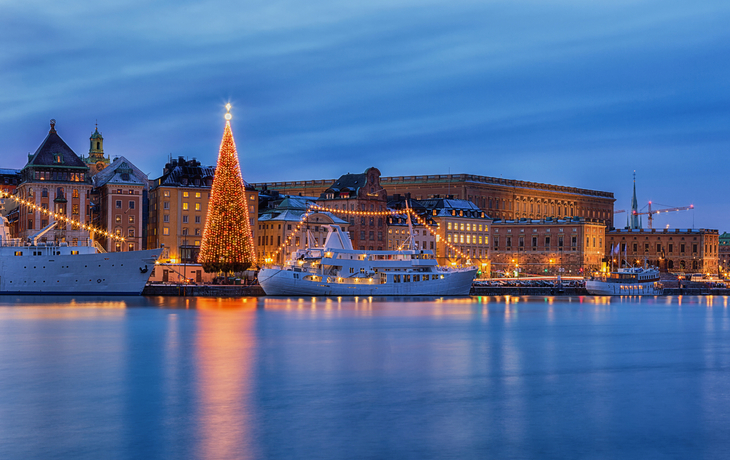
[147,157,259,264]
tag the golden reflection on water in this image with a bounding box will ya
[195,302,257,460]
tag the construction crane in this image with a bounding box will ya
[633,202,694,229]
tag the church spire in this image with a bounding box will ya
[630,171,640,229]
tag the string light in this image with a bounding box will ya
[0,190,125,241]
[260,203,473,265]
[198,105,256,273]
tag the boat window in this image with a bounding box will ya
[414,275,420,282]
[404,275,411,282]
[393,275,401,283]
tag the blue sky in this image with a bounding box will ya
[2,0,729,230]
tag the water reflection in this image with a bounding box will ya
[0,295,729,459]
[195,300,257,460]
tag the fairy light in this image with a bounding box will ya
[198,105,256,272]
[0,190,125,241]
[260,202,472,265]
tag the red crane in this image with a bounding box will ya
[633,202,694,229]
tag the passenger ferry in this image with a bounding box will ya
[585,267,663,296]
[258,225,477,296]
[0,216,161,295]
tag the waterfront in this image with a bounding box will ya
[1,296,730,459]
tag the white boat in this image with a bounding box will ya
[258,225,477,296]
[585,267,664,296]
[0,216,161,295]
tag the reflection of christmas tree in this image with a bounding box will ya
[198,105,256,273]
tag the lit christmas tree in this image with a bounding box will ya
[198,104,256,273]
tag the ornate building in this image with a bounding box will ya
[15,120,93,245]
[251,172,615,227]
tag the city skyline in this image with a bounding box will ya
[2,0,728,230]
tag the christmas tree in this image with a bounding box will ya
[198,104,256,273]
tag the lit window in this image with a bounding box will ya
[196,192,201,198]
[183,191,189,198]
[163,191,170,197]
[163,227,169,236]
[195,203,201,211]
[182,202,188,210]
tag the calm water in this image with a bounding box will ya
[0,295,729,459]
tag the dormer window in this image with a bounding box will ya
[54,154,62,164]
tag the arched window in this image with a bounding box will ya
[42,188,48,197]
[96,141,100,150]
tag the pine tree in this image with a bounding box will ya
[198,105,256,273]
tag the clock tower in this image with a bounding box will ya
[84,124,110,176]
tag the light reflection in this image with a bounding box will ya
[195,302,256,459]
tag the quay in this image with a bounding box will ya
[142,284,730,297]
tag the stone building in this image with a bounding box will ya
[318,167,388,251]
[490,218,606,276]
[605,228,719,274]
[147,157,258,264]
[92,156,148,252]
[251,172,615,227]
[15,120,94,245]
[256,193,349,265]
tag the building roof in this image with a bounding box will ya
[324,167,378,195]
[25,121,88,169]
[93,156,148,188]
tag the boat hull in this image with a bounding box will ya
[259,267,477,296]
[585,279,663,296]
[0,249,162,295]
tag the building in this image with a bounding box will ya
[81,125,111,176]
[92,156,148,252]
[388,195,491,271]
[318,167,388,250]
[605,228,719,274]
[0,169,21,195]
[256,193,350,265]
[490,218,605,276]
[147,157,258,264]
[719,232,730,275]
[252,172,615,227]
[15,120,94,245]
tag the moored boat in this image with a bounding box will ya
[0,216,161,295]
[585,266,663,296]
[258,225,477,296]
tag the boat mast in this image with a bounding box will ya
[405,200,416,250]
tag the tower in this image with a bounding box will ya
[85,124,110,175]
[630,172,640,229]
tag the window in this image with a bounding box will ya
[182,215,188,223]
[72,204,79,214]
[163,215,169,223]
[195,203,200,211]
[163,191,170,197]
[182,228,188,236]
[116,215,122,223]
[195,216,201,224]
[129,228,135,237]
[163,202,170,209]
[163,227,169,236]
[182,202,189,211]
[183,191,189,198]
[196,192,201,198]
[195,228,200,236]
[129,201,135,210]
[72,189,79,198]
[129,216,135,224]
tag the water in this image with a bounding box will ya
[0,295,729,460]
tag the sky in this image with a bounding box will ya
[2,0,729,230]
